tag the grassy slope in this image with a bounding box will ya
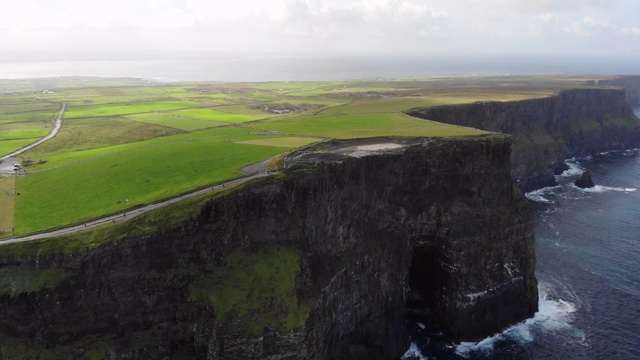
[63,100,204,119]
[14,135,295,234]
[235,136,325,147]
[253,112,486,139]
[0,177,14,234]
[124,112,227,131]
[168,108,264,123]
[0,98,58,156]
[0,184,238,257]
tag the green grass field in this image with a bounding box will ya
[124,112,222,131]
[235,136,324,148]
[22,117,183,160]
[0,75,607,236]
[167,108,264,123]
[22,127,254,170]
[252,113,486,139]
[64,100,204,119]
[0,126,51,141]
[0,99,58,157]
[14,132,303,233]
[0,177,14,235]
[0,139,39,156]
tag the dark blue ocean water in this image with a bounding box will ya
[405,109,640,359]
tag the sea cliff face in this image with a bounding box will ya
[407,88,640,192]
[0,136,537,359]
[599,76,640,106]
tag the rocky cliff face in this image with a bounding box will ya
[599,76,640,106]
[407,88,640,192]
[0,136,537,359]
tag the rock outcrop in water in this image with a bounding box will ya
[0,136,537,359]
[575,170,595,189]
[406,88,640,192]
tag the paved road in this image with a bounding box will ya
[0,103,66,163]
[0,172,272,245]
[0,135,396,245]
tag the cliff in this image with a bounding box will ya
[406,88,640,192]
[0,136,537,359]
[599,76,640,106]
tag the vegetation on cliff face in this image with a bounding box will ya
[0,266,71,297]
[190,246,314,337]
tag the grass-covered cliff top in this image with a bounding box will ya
[0,75,629,238]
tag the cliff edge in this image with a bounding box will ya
[0,136,537,359]
[407,88,640,192]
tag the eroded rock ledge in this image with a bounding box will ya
[0,136,537,359]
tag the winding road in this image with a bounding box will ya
[0,103,66,163]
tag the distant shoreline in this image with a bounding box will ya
[1,55,639,83]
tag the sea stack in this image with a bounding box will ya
[575,170,595,188]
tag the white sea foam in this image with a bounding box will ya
[525,186,560,203]
[401,342,431,360]
[559,160,585,177]
[455,283,582,358]
[575,185,638,193]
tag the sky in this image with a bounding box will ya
[1,0,639,74]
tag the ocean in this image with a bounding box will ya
[0,57,474,82]
[1,56,638,82]
[404,107,640,359]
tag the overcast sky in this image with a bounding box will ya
[2,0,640,62]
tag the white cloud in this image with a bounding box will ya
[1,0,639,60]
[621,26,640,37]
[539,12,557,23]
[564,16,609,36]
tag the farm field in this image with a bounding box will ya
[0,75,607,236]
[0,177,14,236]
[14,132,318,233]
[0,97,59,157]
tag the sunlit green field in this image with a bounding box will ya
[63,100,203,118]
[15,131,315,233]
[253,113,484,139]
[0,75,606,235]
[168,108,263,123]
[124,112,220,131]
[0,177,14,236]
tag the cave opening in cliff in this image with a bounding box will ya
[406,240,447,336]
